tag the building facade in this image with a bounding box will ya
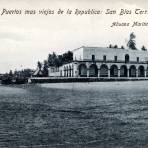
[48,46,148,78]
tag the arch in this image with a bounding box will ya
[72,65,74,77]
[129,65,136,77]
[66,66,69,77]
[89,64,98,77]
[100,64,108,77]
[78,64,87,77]
[110,65,118,77]
[69,65,72,77]
[146,67,148,77]
[64,66,66,77]
[125,54,130,63]
[138,65,145,77]
[120,65,128,77]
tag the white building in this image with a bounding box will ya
[48,46,148,78]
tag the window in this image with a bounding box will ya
[125,54,129,63]
[137,57,139,62]
[114,56,117,62]
[92,55,95,61]
[103,55,106,61]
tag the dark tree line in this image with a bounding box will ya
[47,51,73,67]
[1,69,35,84]
[36,51,73,77]
[8,69,34,78]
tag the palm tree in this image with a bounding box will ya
[127,32,137,50]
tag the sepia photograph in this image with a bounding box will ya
[0,0,148,147]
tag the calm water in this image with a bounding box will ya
[0,81,148,148]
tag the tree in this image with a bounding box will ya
[48,53,53,66]
[58,55,63,66]
[37,61,42,70]
[114,45,118,48]
[42,60,49,76]
[67,51,73,62]
[47,51,73,67]
[62,51,73,64]
[109,44,112,48]
[121,46,124,49]
[48,52,58,66]
[9,70,13,77]
[141,45,147,51]
[127,32,137,50]
[22,69,34,77]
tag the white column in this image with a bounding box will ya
[145,70,147,77]
[98,69,100,77]
[136,69,138,77]
[108,69,110,77]
[74,64,78,77]
[87,69,89,77]
[127,69,129,77]
[118,69,120,77]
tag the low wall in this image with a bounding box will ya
[29,77,148,83]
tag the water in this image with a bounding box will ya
[0,81,148,147]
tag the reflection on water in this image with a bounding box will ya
[0,81,148,148]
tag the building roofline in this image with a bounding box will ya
[72,46,85,52]
[72,46,147,52]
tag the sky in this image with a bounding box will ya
[0,0,148,73]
